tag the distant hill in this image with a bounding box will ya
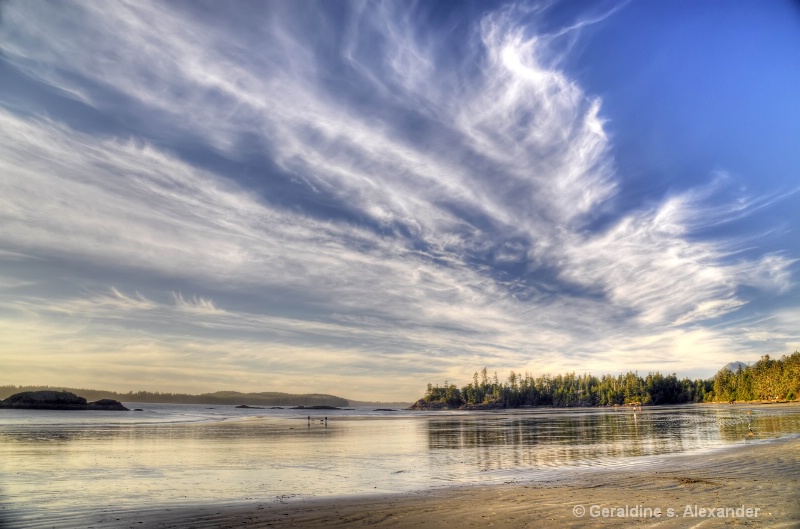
[722,361,748,372]
[0,386,348,407]
[347,399,412,408]
[198,391,348,407]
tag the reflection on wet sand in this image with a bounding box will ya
[1,403,798,525]
[0,418,337,445]
[426,406,800,471]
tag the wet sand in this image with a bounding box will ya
[15,435,798,529]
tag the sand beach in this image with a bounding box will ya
[13,435,796,529]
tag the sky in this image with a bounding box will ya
[1,0,799,401]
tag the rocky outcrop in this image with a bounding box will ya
[407,399,449,410]
[0,390,86,409]
[0,391,129,411]
[88,398,129,410]
[407,399,508,410]
[458,402,505,410]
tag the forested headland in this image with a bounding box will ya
[0,387,349,407]
[415,352,800,409]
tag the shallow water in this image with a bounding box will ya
[1,403,799,524]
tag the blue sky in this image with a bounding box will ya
[1,0,798,400]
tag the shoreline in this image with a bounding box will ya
[9,434,799,529]
[408,400,800,411]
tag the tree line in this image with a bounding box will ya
[712,353,800,402]
[423,352,800,408]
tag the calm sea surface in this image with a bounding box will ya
[1,403,799,523]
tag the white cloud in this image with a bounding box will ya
[0,1,796,397]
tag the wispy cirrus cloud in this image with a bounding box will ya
[0,0,797,398]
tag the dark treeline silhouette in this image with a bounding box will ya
[422,352,800,408]
[0,386,349,407]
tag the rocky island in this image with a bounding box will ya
[0,390,129,411]
[407,399,506,410]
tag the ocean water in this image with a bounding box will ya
[1,403,799,525]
